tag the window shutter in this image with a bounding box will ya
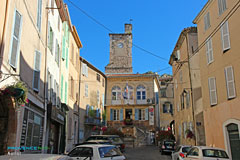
[170,104,173,114]
[208,77,217,105]
[225,66,236,99]
[66,48,69,68]
[86,65,88,77]
[55,39,58,63]
[37,0,42,31]
[163,104,166,113]
[33,51,41,91]
[62,37,65,59]
[120,109,123,121]
[206,38,213,64]
[221,21,230,51]
[110,109,113,121]
[145,108,149,120]
[135,109,139,120]
[176,50,180,60]
[204,12,210,31]
[218,0,227,15]
[9,10,22,68]
[54,80,57,105]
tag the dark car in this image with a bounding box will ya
[159,139,176,155]
[85,135,125,152]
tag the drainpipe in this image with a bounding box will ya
[77,55,82,143]
[42,0,50,153]
[0,0,9,68]
[185,33,197,146]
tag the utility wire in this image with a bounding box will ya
[172,0,240,78]
[67,0,169,62]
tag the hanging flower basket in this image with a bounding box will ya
[1,81,28,105]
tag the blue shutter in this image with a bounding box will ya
[145,108,149,120]
[120,109,123,121]
[9,10,22,68]
[110,109,113,121]
[135,109,139,120]
[86,105,89,116]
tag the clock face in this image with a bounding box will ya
[117,42,124,48]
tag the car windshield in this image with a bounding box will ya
[86,136,109,141]
[164,141,174,145]
[108,137,123,143]
[202,149,229,158]
[182,147,191,153]
[98,146,123,158]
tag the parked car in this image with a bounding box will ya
[171,145,192,160]
[68,144,126,160]
[185,146,230,160]
[75,140,112,146]
[0,154,72,160]
[85,135,125,152]
[159,139,176,155]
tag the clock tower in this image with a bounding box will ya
[105,24,133,74]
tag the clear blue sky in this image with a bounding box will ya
[65,0,208,75]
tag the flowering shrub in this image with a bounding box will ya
[186,129,195,139]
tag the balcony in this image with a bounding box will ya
[84,116,101,126]
[105,98,155,106]
[107,120,150,128]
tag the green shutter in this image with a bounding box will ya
[61,75,63,100]
[66,48,68,68]
[62,37,65,59]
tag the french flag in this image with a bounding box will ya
[122,82,129,99]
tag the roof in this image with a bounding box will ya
[169,27,197,65]
[107,73,158,78]
[72,26,83,48]
[193,0,212,24]
[80,57,106,78]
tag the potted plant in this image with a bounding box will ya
[124,118,133,125]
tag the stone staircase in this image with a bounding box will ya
[134,127,148,147]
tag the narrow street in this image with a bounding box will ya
[124,146,171,160]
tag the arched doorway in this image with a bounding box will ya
[227,123,240,160]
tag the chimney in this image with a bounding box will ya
[125,24,132,33]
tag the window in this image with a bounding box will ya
[160,88,166,97]
[85,84,88,97]
[53,80,57,105]
[221,21,230,51]
[218,0,227,15]
[9,10,22,68]
[66,48,69,68]
[82,63,88,77]
[183,122,187,138]
[37,0,42,31]
[70,77,74,98]
[206,38,213,64]
[97,73,100,82]
[68,147,93,157]
[204,12,211,31]
[178,125,182,137]
[179,70,183,82]
[208,77,217,105]
[48,26,54,53]
[113,109,120,121]
[180,93,184,110]
[62,37,66,59]
[186,91,190,108]
[98,146,123,158]
[177,103,180,112]
[112,86,121,100]
[47,72,53,101]
[176,50,180,61]
[138,109,145,120]
[55,39,60,65]
[188,148,199,156]
[163,103,173,114]
[33,51,41,91]
[225,66,236,99]
[136,85,146,100]
[124,85,133,100]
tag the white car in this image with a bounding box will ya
[67,144,126,160]
[171,145,192,160]
[184,146,230,160]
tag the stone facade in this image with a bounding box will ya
[105,24,133,74]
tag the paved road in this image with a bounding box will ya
[124,145,171,160]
